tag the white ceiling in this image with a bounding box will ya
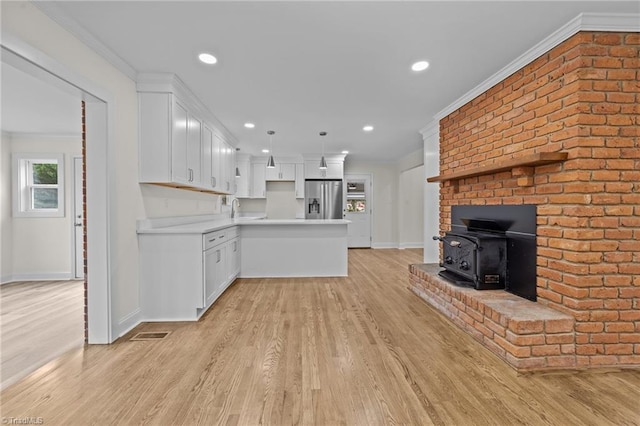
[14,1,640,161]
[1,62,81,135]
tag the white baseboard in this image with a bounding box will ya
[399,243,423,249]
[1,272,75,284]
[115,308,142,339]
[371,243,399,249]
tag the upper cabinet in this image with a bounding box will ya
[137,73,238,195]
[304,158,344,180]
[265,163,295,181]
[235,154,251,198]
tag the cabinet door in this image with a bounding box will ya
[304,160,323,179]
[228,238,240,283]
[325,161,344,179]
[295,164,305,199]
[171,100,189,184]
[215,245,227,296]
[280,163,296,180]
[251,163,266,198]
[228,144,236,194]
[187,115,202,186]
[204,247,220,307]
[235,161,251,197]
[265,165,279,181]
[210,133,222,191]
[202,125,214,190]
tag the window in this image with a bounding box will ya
[13,153,65,217]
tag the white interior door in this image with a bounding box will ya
[73,156,85,279]
[345,174,372,248]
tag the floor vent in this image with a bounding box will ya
[130,331,170,341]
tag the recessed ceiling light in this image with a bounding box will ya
[363,125,374,132]
[198,53,218,65]
[342,150,349,154]
[262,149,270,153]
[244,122,255,129]
[411,61,429,72]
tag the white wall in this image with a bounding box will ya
[2,134,81,281]
[1,2,222,338]
[344,149,424,249]
[1,133,13,282]
[265,181,298,219]
[344,160,398,247]
[422,122,440,263]
[399,165,424,249]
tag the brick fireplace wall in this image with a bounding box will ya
[436,31,639,368]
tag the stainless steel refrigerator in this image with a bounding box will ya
[305,179,343,219]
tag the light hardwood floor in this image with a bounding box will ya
[0,280,84,391]
[1,249,639,425]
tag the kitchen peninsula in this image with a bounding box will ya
[137,216,349,321]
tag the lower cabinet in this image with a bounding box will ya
[139,226,240,321]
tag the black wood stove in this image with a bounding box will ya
[434,205,537,300]
[434,218,507,290]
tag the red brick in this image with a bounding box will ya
[575,322,604,333]
[508,319,544,335]
[590,355,619,366]
[590,311,620,321]
[546,355,577,368]
[546,333,575,344]
[605,344,634,355]
[531,344,561,356]
[591,333,620,344]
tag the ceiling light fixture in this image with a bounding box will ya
[261,149,269,153]
[411,60,429,72]
[266,130,276,169]
[342,150,349,155]
[198,53,218,65]
[319,132,328,170]
[363,125,374,132]
[244,122,255,129]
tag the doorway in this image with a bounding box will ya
[344,174,372,248]
[2,39,112,344]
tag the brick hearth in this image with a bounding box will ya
[409,264,576,371]
[420,31,639,370]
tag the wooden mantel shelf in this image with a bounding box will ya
[426,152,568,185]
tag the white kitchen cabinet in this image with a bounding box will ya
[295,163,305,198]
[304,159,343,179]
[138,74,239,194]
[204,234,226,308]
[251,162,266,198]
[138,226,240,321]
[235,157,251,198]
[139,93,203,187]
[265,163,295,181]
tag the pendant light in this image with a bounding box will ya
[235,148,241,177]
[266,130,276,169]
[319,131,327,170]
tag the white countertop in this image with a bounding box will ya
[137,217,349,234]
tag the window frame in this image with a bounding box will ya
[12,153,65,218]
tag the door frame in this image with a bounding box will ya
[72,156,84,279]
[2,34,113,343]
[344,173,373,248]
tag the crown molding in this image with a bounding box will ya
[430,12,640,123]
[4,131,82,140]
[33,1,138,81]
[419,120,439,138]
[137,73,238,145]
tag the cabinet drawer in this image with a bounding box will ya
[226,226,239,240]
[203,230,227,250]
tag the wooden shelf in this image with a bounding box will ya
[426,152,568,184]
